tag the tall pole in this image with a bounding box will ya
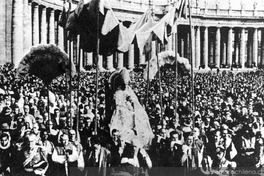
[188,0,195,127]
[65,0,73,129]
[156,42,163,122]
[63,0,69,115]
[175,23,178,118]
[47,84,50,132]
[175,0,185,118]
[69,41,73,130]
[146,54,150,107]
[63,0,69,53]
[146,3,153,108]
[76,34,81,133]
[94,0,101,135]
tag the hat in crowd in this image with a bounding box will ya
[119,68,130,85]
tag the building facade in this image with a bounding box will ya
[1,0,264,70]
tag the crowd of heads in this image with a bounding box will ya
[1,62,264,175]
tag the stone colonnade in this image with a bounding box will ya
[7,1,264,70]
[9,1,65,67]
[178,25,264,69]
[8,1,175,71]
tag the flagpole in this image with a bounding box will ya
[156,41,163,123]
[69,41,73,130]
[146,52,150,107]
[76,34,81,133]
[175,23,178,118]
[94,0,101,135]
[188,0,195,128]
[146,0,153,108]
[47,84,50,133]
[175,0,185,118]
[63,0,67,53]
[63,0,69,120]
[67,0,73,130]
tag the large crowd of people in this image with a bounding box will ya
[1,62,264,176]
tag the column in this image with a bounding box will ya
[77,35,81,70]
[180,38,184,57]
[128,44,135,70]
[253,28,258,67]
[209,40,214,66]
[151,41,156,57]
[83,52,87,67]
[167,35,173,51]
[261,29,264,66]
[87,52,93,65]
[67,40,71,60]
[23,0,32,53]
[222,41,227,66]
[5,1,13,63]
[227,28,233,67]
[58,11,64,49]
[234,30,239,65]
[240,28,245,68]
[106,55,114,70]
[139,54,146,65]
[73,40,77,65]
[0,1,5,65]
[98,55,103,69]
[186,32,190,59]
[70,41,75,64]
[221,29,228,66]
[215,27,221,68]
[191,27,195,67]
[40,6,47,44]
[195,26,201,68]
[49,8,55,44]
[12,0,24,67]
[247,29,253,67]
[203,27,209,68]
[117,52,124,70]
[79,49,85,71]
[156,43,161,54]
[172,29,176,51]
[32,3,39,45]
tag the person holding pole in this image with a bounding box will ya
[51,133,78,176]
[20,132,48,176]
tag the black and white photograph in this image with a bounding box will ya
[1,0,264,175]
